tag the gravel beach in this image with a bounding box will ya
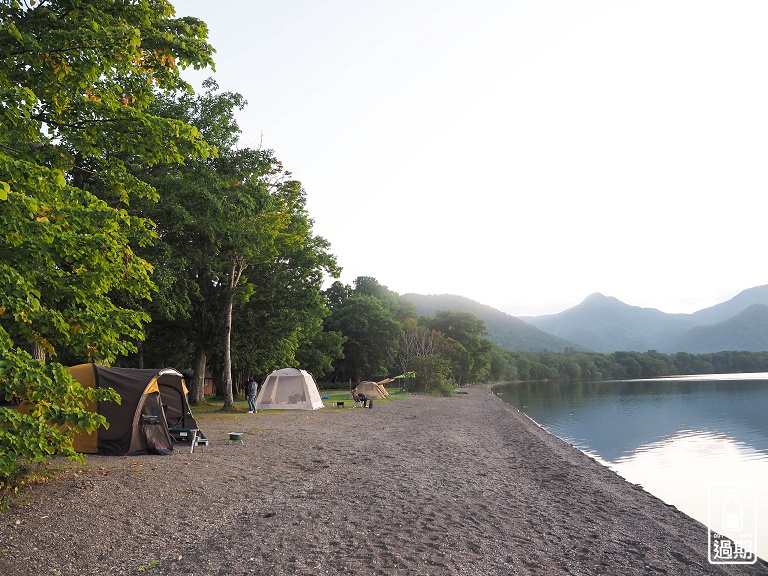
[1,386,766,575]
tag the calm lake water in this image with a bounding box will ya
[494,374,768,562]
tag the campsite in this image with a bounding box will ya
[6,3,768,574]
[3,386,760,576]
[52,364,397,457]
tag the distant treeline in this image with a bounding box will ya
[322,278,768,389]
[505,349,768,382]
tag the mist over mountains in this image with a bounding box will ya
[402,285,768,354]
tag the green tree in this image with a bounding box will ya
[426,310,491,384]
[231,185,341,380]
[427,310,487,341]
[489,345,516,382]
[324,295,403,385]
[409,355,453,395]
[325,281,352,309]
[352,276,416,320]
[132,82,340,403]
[294,329,346,380]
[442,338,472,385]
[0,0,214,478]
[126,82,244,400]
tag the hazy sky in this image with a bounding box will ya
[175,0,768,317]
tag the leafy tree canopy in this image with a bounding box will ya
[0,0,215,479]
[324,295,403,385]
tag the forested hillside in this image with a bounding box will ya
[670,304,768,353]
[402,293,579,352]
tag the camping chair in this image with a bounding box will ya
[352,389,367,408]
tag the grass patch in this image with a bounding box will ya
[188,388,411,416]
[320,387,408,406]
[189,396,251,414]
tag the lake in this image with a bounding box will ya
[494,374,768,563]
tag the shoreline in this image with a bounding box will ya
[1,387,766,575]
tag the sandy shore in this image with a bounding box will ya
[0,386,766,575]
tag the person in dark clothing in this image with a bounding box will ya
[352,386,367,407]
[246,377,258,413]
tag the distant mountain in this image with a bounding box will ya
[402,285,768,354]
[668,304,768,353]
[689,284,768,325]
[401,293,580,352]
[523,293,697,353]
[522,285,768,353]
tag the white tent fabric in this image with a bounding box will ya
[255,368,325,411]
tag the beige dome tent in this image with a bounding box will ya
[255,368,325,411]
[352,380,390,399]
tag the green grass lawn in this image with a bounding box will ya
[191,387,410,413]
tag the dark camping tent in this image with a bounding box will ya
[69,363,205,455]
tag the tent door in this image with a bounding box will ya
[128,391,174,455]
[139,414,173,455]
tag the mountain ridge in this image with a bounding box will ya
[672,303,768,353]
[403,285,768,354]
[401,293,581,353]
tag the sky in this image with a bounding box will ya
[175,0,768,317]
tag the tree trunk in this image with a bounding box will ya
[31,342,46,363]
[221,265,238,410]
[189,347,207,405]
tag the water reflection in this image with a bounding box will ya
[495,376,768,560]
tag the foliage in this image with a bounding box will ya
[124,82,339,401]
[0,0,213,480]
[231,181,340,379]
[0,332,119,478]
[427,310,487,340]
[325,281,352,309]
[322,278,504,390]
[408,355,453,395]
[324,294,403,384]
[422,310,494,384]
[138,559,160,572]
[294,328,346,380]
[402,293,575,352]
[236,264,768,392]
[496,348,768,383]
[353,276,416,320]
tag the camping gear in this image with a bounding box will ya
[68,363,206,455]
[255,368,325,411]
[228,432,244,445]
[170,427,207,454]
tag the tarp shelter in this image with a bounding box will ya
[351,380,390,399]
[69,363,203,455]
[255,368,325,411]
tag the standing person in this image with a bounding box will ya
[246,377,258,413]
